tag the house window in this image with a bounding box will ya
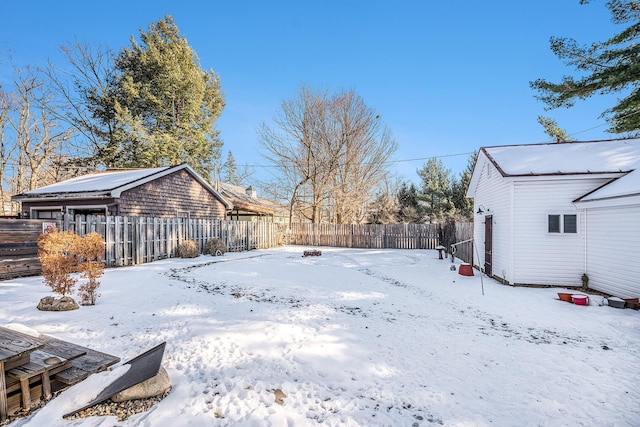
[564,215,577,233]
[30,209,62,219]
[177,210,190,219]
[68,207,107,217]
[548,214,577,234]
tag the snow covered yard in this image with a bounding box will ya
[2,246,639,427]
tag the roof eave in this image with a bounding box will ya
[11,192,112,202]
[575,193,640,209]
[230,199,275,214]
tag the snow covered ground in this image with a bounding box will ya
[2,246,639,427]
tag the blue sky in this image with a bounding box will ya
[0,1,621,185]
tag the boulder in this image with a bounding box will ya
[37,296,79,311]
[111,366,171,402]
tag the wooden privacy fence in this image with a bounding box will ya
[62,215,281,267]
[453,222,474,265]
[0,219,51,279]
[0,216,281,278]
[1,217,473,280]
[289,222,474,264]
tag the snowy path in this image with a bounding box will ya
[2,247,639,426]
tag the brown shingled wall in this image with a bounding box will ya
[118,169,226,219]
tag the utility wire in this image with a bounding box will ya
[568,109,640,138]
[237,151,475,169]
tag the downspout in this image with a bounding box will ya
[583,208,588,275]
[509,180,515,285]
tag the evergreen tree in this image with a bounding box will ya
[450,152,476,220]
[57,16,225,176]
[537,116,571,142]
[417,157,454,223]
[222,151,240,185]
[530,1,640,134]
[113,15,224,176]
[396,181,422,223]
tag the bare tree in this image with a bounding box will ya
[0,88,17,214]
[45,41,119,166]
[6,66,76,198]
[259,86,332,223]
[328,90,397,224]
[259,85,397,224]
[366,174,401,224]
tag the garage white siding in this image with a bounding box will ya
[473,159,513,283]
[585,205,640,298]
[511,178,608,286]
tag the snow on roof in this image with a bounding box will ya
[23,167,170,194]
[218,182,277,214]
[484,139,640,176]
[577,166,640,202]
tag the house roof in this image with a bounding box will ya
[573,165,640,208]
[21,167,171,195]
[12,164,233,209]
[467,138,640,198]
[218,182,276,215]
[482,139,640,177]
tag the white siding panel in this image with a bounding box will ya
[585,206,640,298]
[473,161,513,283]
[512,178,608,286]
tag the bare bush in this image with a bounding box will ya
[39,230,106,305]
[38,229,81,296]
[205,238,227,256]
[178,240,199,258]
[76,232,105,305]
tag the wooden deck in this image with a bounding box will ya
[0,327,120,421]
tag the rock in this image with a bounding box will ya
[273,389,286,405]
[111,366,171,402]
[44,356,62,365]
[37,296,79,311]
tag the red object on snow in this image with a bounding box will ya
[557,293,573,303]
[572,294,589,306]
[458,263,474,276]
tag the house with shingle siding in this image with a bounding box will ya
[12,164,232,220]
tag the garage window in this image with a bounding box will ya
[548,214,577,234]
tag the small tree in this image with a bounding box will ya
[38,229,81,296]
[417,158,454,223]
[76,232,105,305]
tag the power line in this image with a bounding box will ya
[237,151,475,169]
[568,109,640,138]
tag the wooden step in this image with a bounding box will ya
[54,366,89,386]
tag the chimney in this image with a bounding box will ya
[246,186,257,198]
